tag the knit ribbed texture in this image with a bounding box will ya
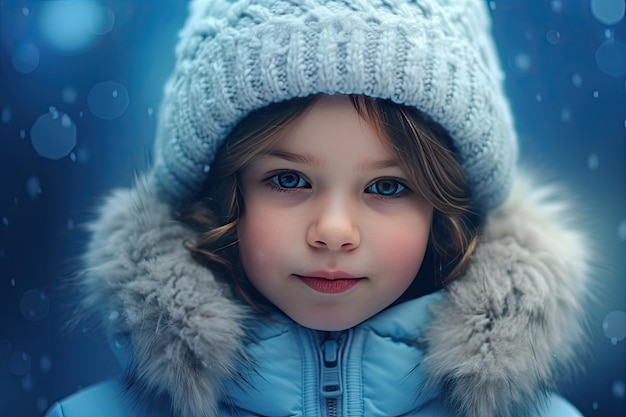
[151,0,517,211]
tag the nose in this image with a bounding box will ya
[306,197,360,251]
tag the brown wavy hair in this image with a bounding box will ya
[181,94,483,309]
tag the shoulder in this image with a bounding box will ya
[45,378,170,417]
[413,393,583,417]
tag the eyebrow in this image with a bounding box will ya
[356,158,400,171]
[266,150,322,166]
[264,150,400,172]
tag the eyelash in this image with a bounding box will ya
[263,170,410,200]
[265,171,311,192]
[365,178,408,199]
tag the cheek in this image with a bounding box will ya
[387,234,428,272]
[237,207,289,272]
[376,218,431,280]
[238,217,268,271]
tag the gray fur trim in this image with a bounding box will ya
[78,173,590,417]
[79,177,250,417]
[421,174,591,417]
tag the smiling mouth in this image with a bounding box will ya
[295,275,364,294]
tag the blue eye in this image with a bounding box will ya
[270,172,308,189]
[366,179,406,196]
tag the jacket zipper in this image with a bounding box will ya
[319,333,346,417]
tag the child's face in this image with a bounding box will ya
[237,95,433,331]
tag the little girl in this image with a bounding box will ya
[47,1,591,416]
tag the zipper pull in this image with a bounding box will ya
[320,339,343,398]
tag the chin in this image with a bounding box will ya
[304,323,354,332]
[293,314,362,332]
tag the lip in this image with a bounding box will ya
[296,271,363,294]
[301,270,357,280]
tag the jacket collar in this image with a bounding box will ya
[77,172,591,417]
[223,292,443,416]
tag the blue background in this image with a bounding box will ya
[1,1,625,416]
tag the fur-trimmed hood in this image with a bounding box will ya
[77,172,590,417]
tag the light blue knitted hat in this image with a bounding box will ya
[151,0,517,211]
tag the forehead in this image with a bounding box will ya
[269,95,395,160]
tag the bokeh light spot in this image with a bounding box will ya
[613,380,626,398]
[8,351,31,376]
[19,289,50,321]
[603,310,626,342]
[587,153,599,170]
[92,7,116,35]
[87,81,130,120]
[560,108,571,122]
[26,176,43,199]
[514,52,531,72]
[40,355,52,373]
[2,107,11,123]
[595,40,626,77]
[590,0,625,25]
[571,73,583,87]
[11,43,40,74]
[77,146,90,164]
[39,0,109,52]
[21,374,33,392]
[550,0,563,13]
[37,397,49,413]
[30,111,77,160]
[546,30,560,45]
[509,52,531,72]
[61,86,78,104]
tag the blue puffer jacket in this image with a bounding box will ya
[222,295,443,416]
[46,174,590,417]
[47,294,582,416]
